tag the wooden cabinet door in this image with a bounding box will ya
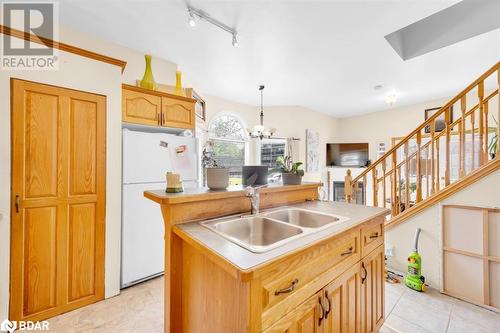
[360,245,385,333]
[264,292,323,333]
[323,263,361,333]
[10,79,106,322]
[122,88,160,125]
[161,96,194,129]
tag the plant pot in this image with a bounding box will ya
[282,173,302,185]
[206,167,229,190]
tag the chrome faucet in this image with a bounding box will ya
[245,184,267,215]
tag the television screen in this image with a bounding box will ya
[326,143,369,167]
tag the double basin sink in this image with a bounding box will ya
[200,208,349,253]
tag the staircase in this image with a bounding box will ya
[344,61,500,229]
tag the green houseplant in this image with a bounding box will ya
[275,156,305,185]
[201,141,229,190]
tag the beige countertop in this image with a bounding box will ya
[144,182,322,204]
[174,201,389,272]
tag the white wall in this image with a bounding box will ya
[385,169,500,288]
[204,95,341,182]
[337,93,498,162]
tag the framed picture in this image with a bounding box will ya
[186,88,206,121]
[425,106,453,133]
[306,129,319,172]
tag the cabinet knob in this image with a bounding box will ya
[369,232,379,239]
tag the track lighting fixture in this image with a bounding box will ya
[187,10,197,28]
[187,5,239,47]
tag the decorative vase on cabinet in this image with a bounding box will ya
[174,70,185,96]
[139,54,157,90]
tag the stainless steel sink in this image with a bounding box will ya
[265,208,342,228]
[200,208,349,253]
[202,216,304,253]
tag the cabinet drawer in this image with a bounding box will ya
[161,97,194,129]
[361,217,384,257]
[260,227,360,330]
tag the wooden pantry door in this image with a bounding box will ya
[10,79,106,322]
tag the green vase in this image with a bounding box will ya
[139,54,157,90]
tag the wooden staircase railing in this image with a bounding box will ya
[345,61,500,226]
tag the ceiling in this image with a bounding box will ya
[59,0,500,117]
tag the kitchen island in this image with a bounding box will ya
[145,183,388,332]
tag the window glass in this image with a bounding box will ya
[208,113,247,185]
[260,138,286,183]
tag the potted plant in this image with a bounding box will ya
[202,141,229,190]
[275,156,305,185]
[488,116,498,160]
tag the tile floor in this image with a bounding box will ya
[42,276,500,332]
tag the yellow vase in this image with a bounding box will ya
[139,55,157,90]
[174,71,185,96]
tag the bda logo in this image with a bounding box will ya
[0,319,16,333]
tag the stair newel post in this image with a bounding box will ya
[478,81,485,165]
[404,141,410,209]
[354,181,359,204]
[484,102,489,162]
[416,131,422,203]
[436,137,441,192]
[425,145,430,199]
[497,68,500,156]
[363,174,367,205]
[344,169,352,203]
[445,107,451,186]
[460,96,467,178]
[372,167,378,207]
[382,159,387,208]
[391,151,397,216]
[471,109,475,170]
[431,121,436,195]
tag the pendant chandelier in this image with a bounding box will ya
[247,85,276,140]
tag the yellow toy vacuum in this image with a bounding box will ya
[405,228,427,292]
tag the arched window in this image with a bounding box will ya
[208,113,248,185]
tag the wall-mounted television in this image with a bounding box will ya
[326,143,369,167]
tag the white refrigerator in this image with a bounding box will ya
[121,129,198,288]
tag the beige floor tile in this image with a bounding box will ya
[391,295,451,332]
[450,299,500,333]
[385,313,432,333]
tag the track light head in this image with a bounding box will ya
[232,34,239,48]
[188,10,197,28]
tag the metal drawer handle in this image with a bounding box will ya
[361,262,367,284]
[318,296,324,326]
[369,232,379,239]
[274,278,299,296]
[341,246,353,256]
[324,291,331,319]
[15,195,20,213]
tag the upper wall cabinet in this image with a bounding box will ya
[122,84,196,129]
